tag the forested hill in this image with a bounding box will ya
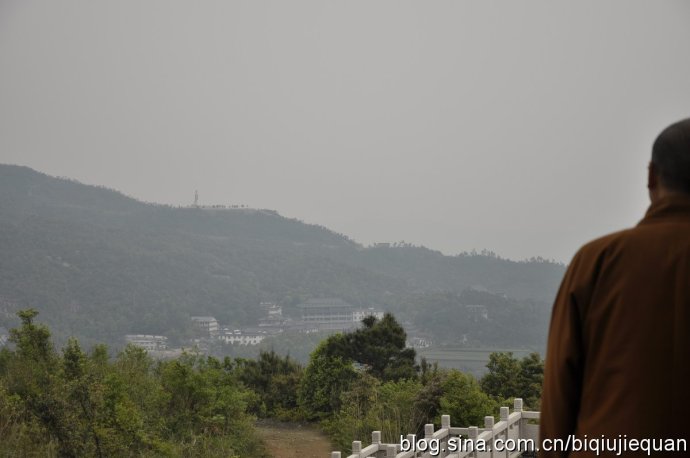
[0,164,565,348]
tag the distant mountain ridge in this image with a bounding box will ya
[0,164,565,349]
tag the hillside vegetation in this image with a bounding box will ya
[0,164,564,349]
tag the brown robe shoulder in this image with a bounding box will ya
[540,195,690,457]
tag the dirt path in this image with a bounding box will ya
[255,421,334,458]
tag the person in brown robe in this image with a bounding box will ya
[540,118,690,457]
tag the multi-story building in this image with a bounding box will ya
[297,298,386,331]
[190,316,219,336]
[124,334,168,351]
[258,302,286,327]
[298,298,356,323]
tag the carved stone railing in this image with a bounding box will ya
[330,398,539,458]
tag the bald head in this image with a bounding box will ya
[649,118,690,199]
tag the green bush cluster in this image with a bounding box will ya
[292,314,544,453]
[0,310,266,457]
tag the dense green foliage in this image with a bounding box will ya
[234,350,302,420]
[323,375,427,445]
[0,310,266,457]
[0,311,546,456]
[439,371,497,426]
[480,351,544,409]
[319,314,417,381]
[0,164,564,351]
[298,314,416,422]
[319,357,546,453]
[298,340,358,421]
[292,315,545,453]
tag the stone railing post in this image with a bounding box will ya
[513,398,523,413]
[441,414,451,452]
[485,415,495,452]
[371,430,383,458]
[500,407,510,458]
[425,423,435,439]
[514,398,523,442]
[469,426,479,458]
[406,433,416,449]
[372,431,382,445]
[442,414,451,429]
[352,440,362,455]
[331,453,341,458]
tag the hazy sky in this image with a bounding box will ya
[1,1,689,262]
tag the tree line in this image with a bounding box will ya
[0,310,543,456]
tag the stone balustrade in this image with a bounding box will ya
[330,398,539,458]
